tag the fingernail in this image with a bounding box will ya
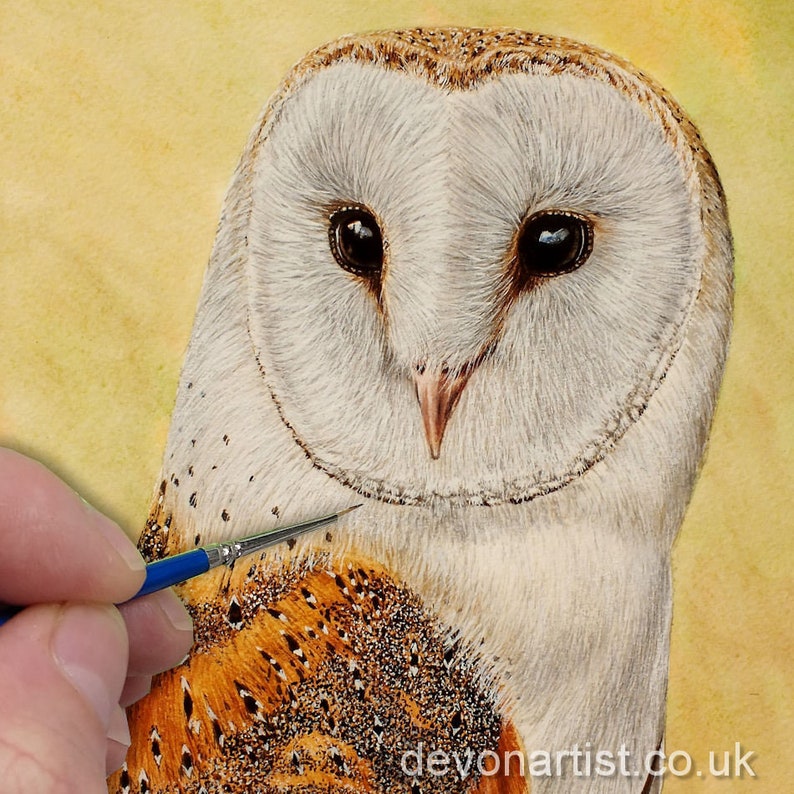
[83,500,145,573]
[107,705,131,747]
[156,589,194,633]
[123,675,153,707]
[106,706,131,774]
[52,604,123,728]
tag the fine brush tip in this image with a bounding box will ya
[336,503,363,517]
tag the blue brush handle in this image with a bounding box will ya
[0,548,211,627]
[0,607,21,627]
[0,507,350,628]
[133,548,211,598]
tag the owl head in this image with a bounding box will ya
[171,29,732,515]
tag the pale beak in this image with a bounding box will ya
[413,365,474,459]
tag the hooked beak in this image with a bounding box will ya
[412,364,475,460]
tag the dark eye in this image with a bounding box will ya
[328,206,384,278]
[516,210,593,277]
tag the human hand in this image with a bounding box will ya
[0,448,194,792]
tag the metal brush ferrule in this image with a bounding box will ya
[203,542,243,568]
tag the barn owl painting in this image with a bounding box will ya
[109,28,732,794]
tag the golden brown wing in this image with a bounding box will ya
[109,506,529,793]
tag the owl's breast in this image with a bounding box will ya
[111,514,529,793]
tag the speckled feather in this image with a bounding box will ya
[110,499,527,793]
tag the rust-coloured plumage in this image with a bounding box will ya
[110,503,529,793]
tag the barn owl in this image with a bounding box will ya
[109,28,732,794]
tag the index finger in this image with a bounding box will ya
[0,448,145,605]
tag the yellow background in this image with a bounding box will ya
[1,1,791,790]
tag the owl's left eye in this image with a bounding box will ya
[328,207,384,279]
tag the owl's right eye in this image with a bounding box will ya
[328,207,384,279]
[515,210,593,278]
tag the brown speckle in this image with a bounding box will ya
[183,689,193,720]
[235,682,260,715]
[181,744,193,777]
[227,597,243,629]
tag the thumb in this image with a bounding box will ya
[0,602,130,794]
